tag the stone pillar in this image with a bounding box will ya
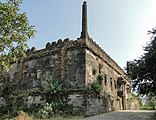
[80,1,89,39]
[122,81,127,110]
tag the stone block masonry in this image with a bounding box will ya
[10,38,86,90]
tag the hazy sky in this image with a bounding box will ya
[18,0,156,68]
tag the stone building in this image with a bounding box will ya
[8,1,133,116]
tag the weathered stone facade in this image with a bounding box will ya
[7,1,135,116]
[85,38,132,111]
[9,38,86,91]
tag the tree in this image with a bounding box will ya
[0,0,36,69]
[126,28,156,96]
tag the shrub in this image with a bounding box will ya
[0,99,8,116]
[38,103,54,119]
[40,76,62,94]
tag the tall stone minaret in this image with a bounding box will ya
[80,1,89,39]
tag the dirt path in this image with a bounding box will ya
[80,110,156,120]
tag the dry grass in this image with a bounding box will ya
[35,115,83,120]
[9,111,83,120]
[15,111,34,120]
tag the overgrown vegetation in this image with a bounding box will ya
[85,74,104,96]
[140,96,156,110]
[38,76,73,118]
[126,27,156,96]
[40,76,62,94]
[140,105,156,110]
[0,75,76,119]
[90,81,102,94]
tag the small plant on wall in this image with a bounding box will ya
[97,74,103,84]
[92,68,97,75]
[90,81,102,95]
[85,81,102,95]
[98,64,103,73]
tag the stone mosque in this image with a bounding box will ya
[6,1,139,116]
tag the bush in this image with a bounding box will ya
[0,100,8,116]
[40,76,62,94]
[38,103,54,119]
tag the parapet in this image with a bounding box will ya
[24,37,126,79]
[25,38,86,61]
[86,38,127,78]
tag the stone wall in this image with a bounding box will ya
[86,38,127,77]
[9,38,86,91]
[67,93,111,117]
[84,95,111,116]
[85,38,131,111]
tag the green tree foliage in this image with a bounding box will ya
[145,96,156,110]
[0,0,36,69]
[126,28,156,96]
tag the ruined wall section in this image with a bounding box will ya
[85,38,130,85]
[85,38,130,111]
[63,39,86,89]
[86,38,128,80]
[9,38,86,91]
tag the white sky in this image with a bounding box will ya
[18,0,156,68]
